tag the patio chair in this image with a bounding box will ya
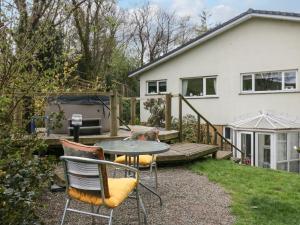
[114,130,159,189]
[60,156,147,225]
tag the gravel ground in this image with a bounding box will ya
[38,167,234,225]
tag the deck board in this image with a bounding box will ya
[43,125,179,147]
[157,143,219,163]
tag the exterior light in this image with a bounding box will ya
[71,114,82,142]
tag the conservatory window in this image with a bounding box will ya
[241,70,297,93]
[182,76,217,97]
[276,132,300,173]
[147,80,167,94]
[257,134,271,168]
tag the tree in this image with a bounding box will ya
[125,2,199,66]
[195,9,211,35]
[70,0,120,81]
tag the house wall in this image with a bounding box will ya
[138,18,300,125]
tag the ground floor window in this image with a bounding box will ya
[146,80,167,94]
[224,127,232,140]
[241,69,297,93]
[277,132,300,173]
[182,76,217,97]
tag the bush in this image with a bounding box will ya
[172,114,209,143]
[143,98,165,127]
[0,97,54,224]
[0,133,54,225]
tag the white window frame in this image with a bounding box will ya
[181,76,217,98]
[276,132,300,173]
[241,69,298,94]
[146,79,167,95]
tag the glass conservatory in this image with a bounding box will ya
[226,111,300,173]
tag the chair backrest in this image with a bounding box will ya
[60,140,110,198]
[61,156,110,199]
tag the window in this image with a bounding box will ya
[257,134,271,168]
[182,76,217,97]
[224,127,232,140]
[241,70,297,93]
[276,132,300,173]
[242,75,252,91]
[147,80,167,94]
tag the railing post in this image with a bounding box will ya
[214,128,217,145]
[165,93,172,130]
[110,90,118,136]
[130,97,136,125]
[221,138,224,150]
[179,95,183,142]
[197,115,201,143]
[119,95,123,122]
[241,152,245,163]
[206,122,210,144]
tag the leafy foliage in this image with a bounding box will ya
[0,96,54,224]
[143,98,165,127]
[172,114,209,142]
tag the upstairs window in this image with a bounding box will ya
[241,70,297,93]
[182,76,217,97]
[147,80,167,94]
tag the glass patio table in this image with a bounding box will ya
[95,140,170,205]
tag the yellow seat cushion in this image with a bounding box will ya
[115,155,153,166]
[68,178,137,208]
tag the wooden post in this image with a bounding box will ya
[130,97,136,125]
[221,138,224,150]
[197,115,200,143]
[179,95,183,142]
[165,94,172,130]
[110,90,118,136]
[119,95,123,122]
[214,129,217,145]
[206,122,210,144]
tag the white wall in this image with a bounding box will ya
[138,18,300,125]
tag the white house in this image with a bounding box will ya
[128,9,300,172]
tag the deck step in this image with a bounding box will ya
[216,150,232,160]
[157,143,219,163]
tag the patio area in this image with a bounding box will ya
[38,166,234,225]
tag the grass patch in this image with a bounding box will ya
[189,159,300,225]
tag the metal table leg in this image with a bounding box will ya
[134,155,163,206]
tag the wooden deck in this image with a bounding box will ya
[43,125,179,148]
[157,143,219,163]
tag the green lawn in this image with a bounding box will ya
[189,159,300,225]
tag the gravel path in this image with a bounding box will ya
[38,167,234,225]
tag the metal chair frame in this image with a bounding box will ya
[114,137,159,189]
[60,156,147,225]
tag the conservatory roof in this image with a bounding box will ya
[230,111,300,130]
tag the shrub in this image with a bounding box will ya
[0,97,54,224]
[143,98,165,127]
[172,114,209,143]
[0,132,54,225]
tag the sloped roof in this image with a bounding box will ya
[230,111,300,130]
[128,8,300,77]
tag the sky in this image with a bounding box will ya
[119,0,300,25]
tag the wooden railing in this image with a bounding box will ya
[178,94,245,160]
